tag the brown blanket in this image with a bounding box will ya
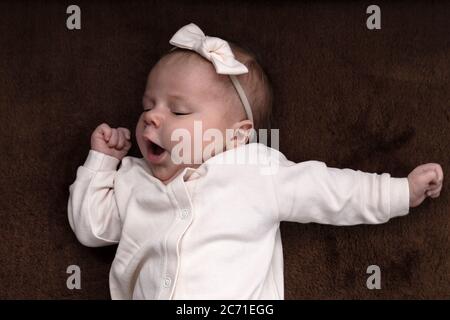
[0,0,448,299]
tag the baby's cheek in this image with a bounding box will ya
[167,120,228,164]
[135,125,146,153]
[135,118,142,134]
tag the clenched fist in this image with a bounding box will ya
[408,163,444,207]
[91,123,132,160]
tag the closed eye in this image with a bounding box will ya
[142,107,191,116]
[172,111,191,116]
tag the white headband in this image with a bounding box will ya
[169,23,256,143]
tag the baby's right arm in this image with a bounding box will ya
[67,123,131,247]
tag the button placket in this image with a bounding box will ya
[161,172,195,299]
[163,276,172,288]
[180,208,190,219]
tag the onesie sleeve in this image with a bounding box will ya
[67,150,122,247]
[271,157,410,225]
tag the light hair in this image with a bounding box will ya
[227,42,273,132]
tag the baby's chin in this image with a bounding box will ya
[147,161,184,185]
[142,146,208,184]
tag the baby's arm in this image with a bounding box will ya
[271,157,443,225]
[68,123,131,247]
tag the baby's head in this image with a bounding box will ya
[136,33,272,184]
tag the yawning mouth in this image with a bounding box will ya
[149,140,165,155]
[146,139,168,164]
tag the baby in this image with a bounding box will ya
[68,23,443,299]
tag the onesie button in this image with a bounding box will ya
[163,276,171,288]
[180,208,190,219]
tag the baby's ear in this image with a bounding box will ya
[231,120,254,146]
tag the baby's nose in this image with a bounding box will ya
[144,110,163,128]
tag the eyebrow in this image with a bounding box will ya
[167,93,189,101]
[142,93,190,106]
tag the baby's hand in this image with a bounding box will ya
[91,123,132,160]
[407,163,443,207]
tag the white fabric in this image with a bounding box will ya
[169,23,248,75]
[169,23,256,142]
[229,74,256,143]
[68,143,410,299]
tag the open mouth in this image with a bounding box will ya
[149,141,165,156]
[146,139,168,164]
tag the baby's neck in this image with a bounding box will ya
[160,164,202,185]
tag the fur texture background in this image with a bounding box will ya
[0,1,448,299]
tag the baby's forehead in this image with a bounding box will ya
[146,52,233,100]
[157,52,227,84]
[160,50,209,68]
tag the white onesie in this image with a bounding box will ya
[68,142,410,299]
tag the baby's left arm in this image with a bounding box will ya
[408,163,443,207]
[270,157,444,225]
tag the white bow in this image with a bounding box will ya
[169,23,249,75]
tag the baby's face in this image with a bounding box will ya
[136,54,242,184]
